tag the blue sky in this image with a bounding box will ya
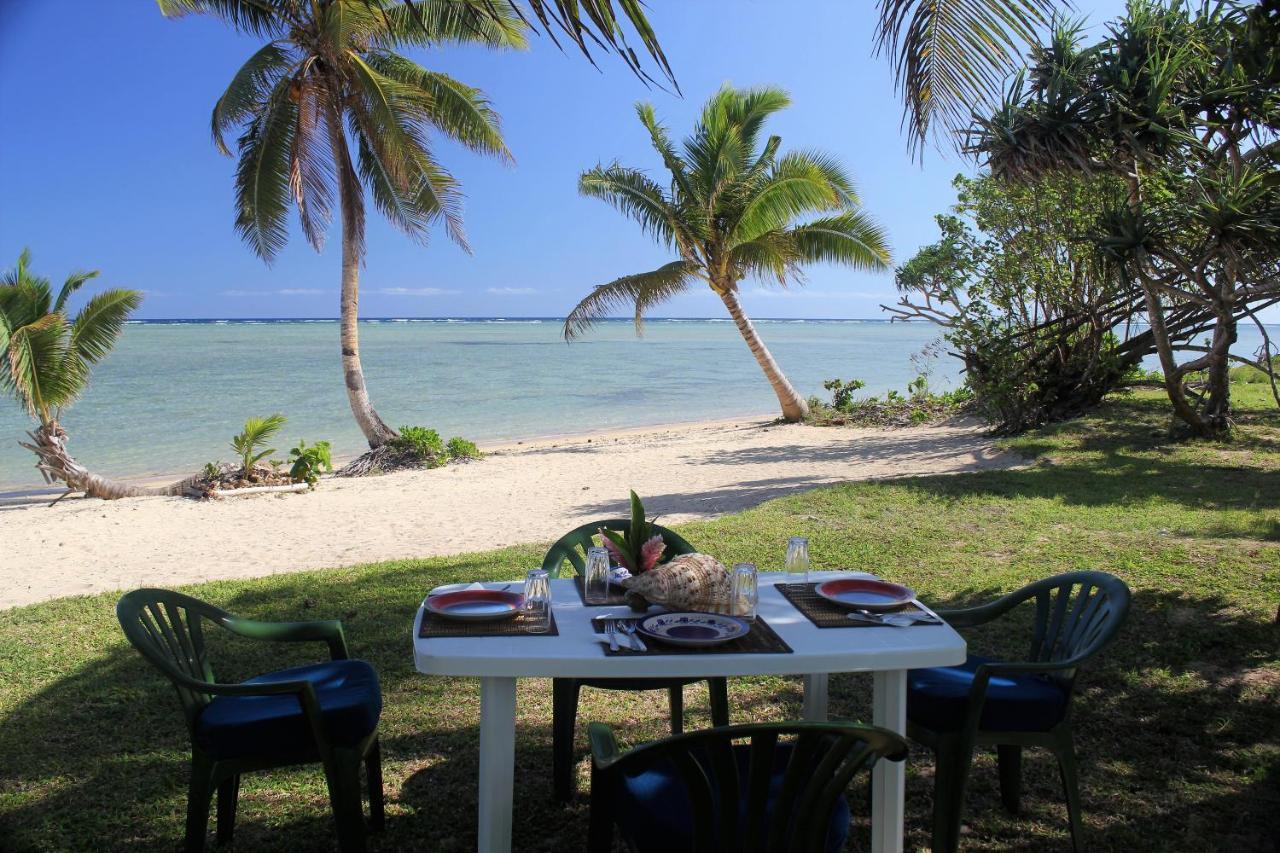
[1,0,1140,321]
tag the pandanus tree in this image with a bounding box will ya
[157,0,525,449]
[564,86,892,422]
[1,251,198,499]
[967,1,1280,436]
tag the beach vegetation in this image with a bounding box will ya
[288,439,333,488]
[564,85,891,422]
[0,250,200,500]
[445,436,482,460]
[888,172,1150,434]
[807,375,973,428]
[390,425,448,468]
[158,0,526,451]
[0,383,1274,850]
[230,414,287,479]
[966,0,1280,437]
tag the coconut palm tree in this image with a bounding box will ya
[157,0,526,449]
[1,250,199,499]
[564,86,892,422]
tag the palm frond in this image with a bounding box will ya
[211,40,293,156]
[874,0,1058,156]
[731,151,854,242]
[563,260,698,339]
[374,1,528,49]
[53,269,100,313]
[789,212,893,269]
[233,74,298,261]
[69,289,144,366]
[5,313,72,417]
[156,0,289,38]
[369,54,511,161]
[578,164,678,248]
[635,102,695,199]
[290,78,337,251]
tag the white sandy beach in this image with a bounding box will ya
[0,417,1022,610]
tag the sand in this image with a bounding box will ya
[0,417,1022,610]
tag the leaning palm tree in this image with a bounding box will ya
[564,86,892,422]
[1,250,199,499]
[157,0,526,449]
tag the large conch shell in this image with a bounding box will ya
[621,553,730,611]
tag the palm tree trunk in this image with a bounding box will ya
[329,110,397,449]
[719,286,810,422]
[19,420,199,500]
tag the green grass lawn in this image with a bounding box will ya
[2,386,1277,852]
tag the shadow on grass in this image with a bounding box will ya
[2,569,1277,852]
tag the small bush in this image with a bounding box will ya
[808,376,972,428]
[1229,355,1280,385]
[446,437,481,460]
[390,426,447,468]
[289,439,333,487]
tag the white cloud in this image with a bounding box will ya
[486,286,537,295]
[278,288,326,295]
[374,287,460,296]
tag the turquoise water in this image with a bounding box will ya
[0,318,1272,491]
[0,319,958,490]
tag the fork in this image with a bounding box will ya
[604,620,620,652]
[619,620,647,652]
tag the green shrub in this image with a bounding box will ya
[446,437,481,460]
[289,440,333,487]
[230,414,287,477]
[391,426,447,468]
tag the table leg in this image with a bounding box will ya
[801,673,829,721]
[871,669,907,853]
[478,676,517,853]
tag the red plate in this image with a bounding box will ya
[425,589,525,622]
[814,578,915,612]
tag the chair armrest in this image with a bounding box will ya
[588,722,623,769]
[222,616,350,660]
[934,595,1024,628]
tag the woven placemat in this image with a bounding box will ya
[572,574,630,607]
[595,615,792,656]
[418,609,559,638]
[778,583,932,629]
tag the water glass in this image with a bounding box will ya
[731,562,758,621]
[785,537,811,587]
[522,569,552,634]
[584,546,611,605]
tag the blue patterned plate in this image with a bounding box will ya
[637,612,750,648]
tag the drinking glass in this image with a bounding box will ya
[785,537,811,587]
[584,546,611,605]
[731,562,758,621]
[522,569,552,634]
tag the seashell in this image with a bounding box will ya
[621,553,730,611]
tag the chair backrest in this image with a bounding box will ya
[601,721,907,853]
[540,518,696,578]
[1009,571,1131,678]
[116,588,234,728]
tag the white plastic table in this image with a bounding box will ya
[412,572,966,853]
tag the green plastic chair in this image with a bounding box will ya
[543,519,731,802]
[906,571,1131,852]
[587,720,908,852]
[116,589,384,852]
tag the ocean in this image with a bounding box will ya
[0,318,1273,491]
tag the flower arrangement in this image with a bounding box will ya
[599,490,666,574]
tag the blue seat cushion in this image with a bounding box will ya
[908,654,1068,733]
[196,660,381,760]
[603,742,850,853]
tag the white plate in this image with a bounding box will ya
[636,612,750,648]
